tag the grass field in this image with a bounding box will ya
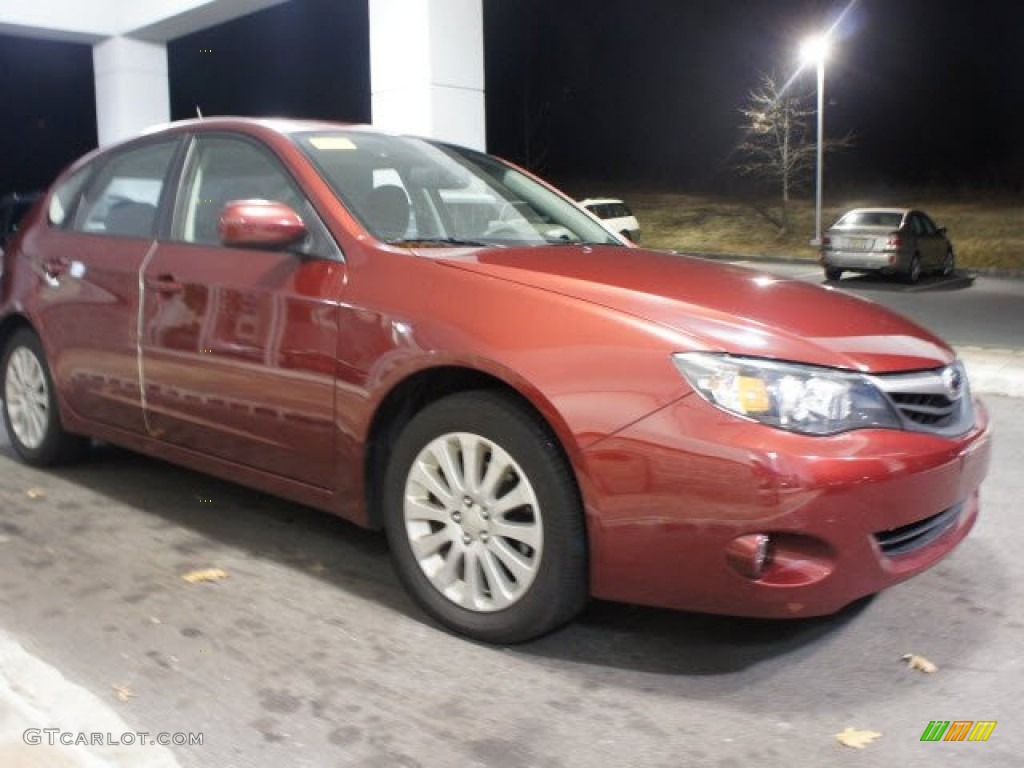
[616,191,1024,272]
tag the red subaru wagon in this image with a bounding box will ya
[0,118,991,643]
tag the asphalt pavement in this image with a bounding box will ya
[1,263,1022,768]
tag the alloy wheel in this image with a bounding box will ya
[908,255,922,284]
[402,431,543,612]
[4,346,50,450]
[942,249,955,276]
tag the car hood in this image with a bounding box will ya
[434,245,953,372]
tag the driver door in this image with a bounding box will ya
[140,133,343,488]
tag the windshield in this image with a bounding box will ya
[835,211,904,228]
[293,131,622,248]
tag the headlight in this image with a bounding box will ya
[672,352,901,435]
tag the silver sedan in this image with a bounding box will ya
[819,207,955,283]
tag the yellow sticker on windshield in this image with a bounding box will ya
[309,136,357,150]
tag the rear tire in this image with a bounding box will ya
[905,254,922,284]
[2,329,88,465]
[824,267,843,281]
[383,390,587,643]
[941,248,955,277]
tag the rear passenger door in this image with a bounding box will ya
[916,212,945,269]
[34,137,180,433]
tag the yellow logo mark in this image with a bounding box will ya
[967,721,997,742]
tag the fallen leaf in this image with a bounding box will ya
[112,683,135,702]
[149,617,162,624]
[836,727,881,749]
[181,567,228,584]
[26,488,46,499]
[902,653,938,674]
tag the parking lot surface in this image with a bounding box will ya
[0,392,1021,767]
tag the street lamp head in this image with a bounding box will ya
[800,34,830,66]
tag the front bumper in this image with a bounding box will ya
[581,393,992,618]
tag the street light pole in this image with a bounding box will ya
[800,35,829,247]
[814,53,824,247]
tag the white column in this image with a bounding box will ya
[93,37,170,147]
[369,0,485,151]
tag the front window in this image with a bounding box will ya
[293,131,622,248]
[175,136,304,245]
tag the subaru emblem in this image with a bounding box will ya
[942,365,964,401]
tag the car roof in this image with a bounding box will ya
[55,117,407,181]
[140,116,365,137]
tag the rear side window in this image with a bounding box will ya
[587,202,631,220]
[48,166,93,228]
[73,140,178,238]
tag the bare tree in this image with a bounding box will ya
[735,73,851,232]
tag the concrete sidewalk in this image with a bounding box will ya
[0,631,180,768]
[956,346,1024,399]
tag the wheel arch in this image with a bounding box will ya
[362,364,583,531]
[0,313,35,357]
[0,313,89,464]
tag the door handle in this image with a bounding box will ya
[146,274,184,294]
[42,256,70,278]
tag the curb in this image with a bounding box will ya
[0,630,181,768]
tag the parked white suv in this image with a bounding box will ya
[579,198,640,242]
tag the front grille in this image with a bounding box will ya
[888,392,957,427]
[869,362,973,437]
[874,502,964,556]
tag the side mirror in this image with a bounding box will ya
[938,226,948,236]
[218,199,307,249]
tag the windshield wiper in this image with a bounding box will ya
[389,236,495,248]
[542,237,622,247]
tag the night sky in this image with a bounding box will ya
[1,0,1023,194]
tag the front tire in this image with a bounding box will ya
[2,328,88,465]
[824,267,843,281]
[383,391,587,643]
